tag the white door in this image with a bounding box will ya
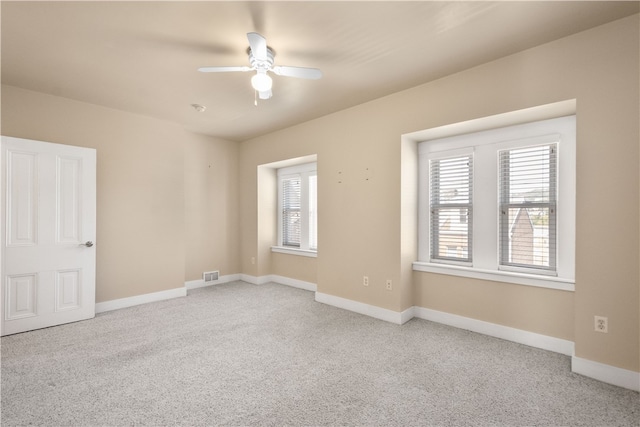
[1,136,96,336]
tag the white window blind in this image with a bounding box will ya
[499,143,557,272]
[282,176,301,247]
[430,154,473,263]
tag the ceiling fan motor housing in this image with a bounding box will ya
[248,46,275,72]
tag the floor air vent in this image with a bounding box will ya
[203,271,219,282]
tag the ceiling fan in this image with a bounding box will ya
[198,32,322,101]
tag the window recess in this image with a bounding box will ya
[416,115,575,290]
[277,162,317,253]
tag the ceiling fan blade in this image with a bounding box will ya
[198,66,251,73]
[273,66,323,80]
[258,89,272,100]
[247,32,268,61]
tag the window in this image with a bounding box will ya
[277,162,317,254]
[430,153,473,264]
[499,144,556,273]
[415,116,575,290]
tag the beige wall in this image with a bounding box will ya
[271,253,318,284]
[239,15,639,372]
[184,133,240,281]
[1,85,239,301]
[413,273,575,340]
[256,166,277,278]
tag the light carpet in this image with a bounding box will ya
[2,281,639,426]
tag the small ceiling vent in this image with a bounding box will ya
[203,271,219,282]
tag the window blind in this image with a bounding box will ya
[499,143,557,271]
[308,174,317,250]
[429,155,473,263]
[282,176,301,247]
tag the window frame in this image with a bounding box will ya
[275,162,317,256]
[415,116,575,291]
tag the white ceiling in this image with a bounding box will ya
[2,1,638,142]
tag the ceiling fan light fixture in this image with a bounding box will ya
[251,72,272,92]
[198,32,321,101]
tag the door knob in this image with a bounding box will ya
[84,241,94,247]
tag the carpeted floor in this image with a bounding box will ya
[1,281,639,426]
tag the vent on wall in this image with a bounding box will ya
[203,271,219,282]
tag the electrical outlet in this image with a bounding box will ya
[594,316,608,333]
[386,279,392,291]
[251,257,256,265]
[363,276,369,286]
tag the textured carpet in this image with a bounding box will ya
[1,281,639,426]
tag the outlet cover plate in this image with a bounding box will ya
[594,316,608,333]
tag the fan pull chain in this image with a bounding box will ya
[254,90,258,106]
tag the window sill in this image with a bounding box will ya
[271,246,317,258]
[412,261,574,292]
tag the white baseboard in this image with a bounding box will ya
[315,292,407,325]
[572,356,640,392]
[400,306,416,325]
[267,275,317,292]
[95,286,187,314]
[240,274,317,291]
[185,274,241,290]
[239,274,261,285]
[413,306,575,356]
